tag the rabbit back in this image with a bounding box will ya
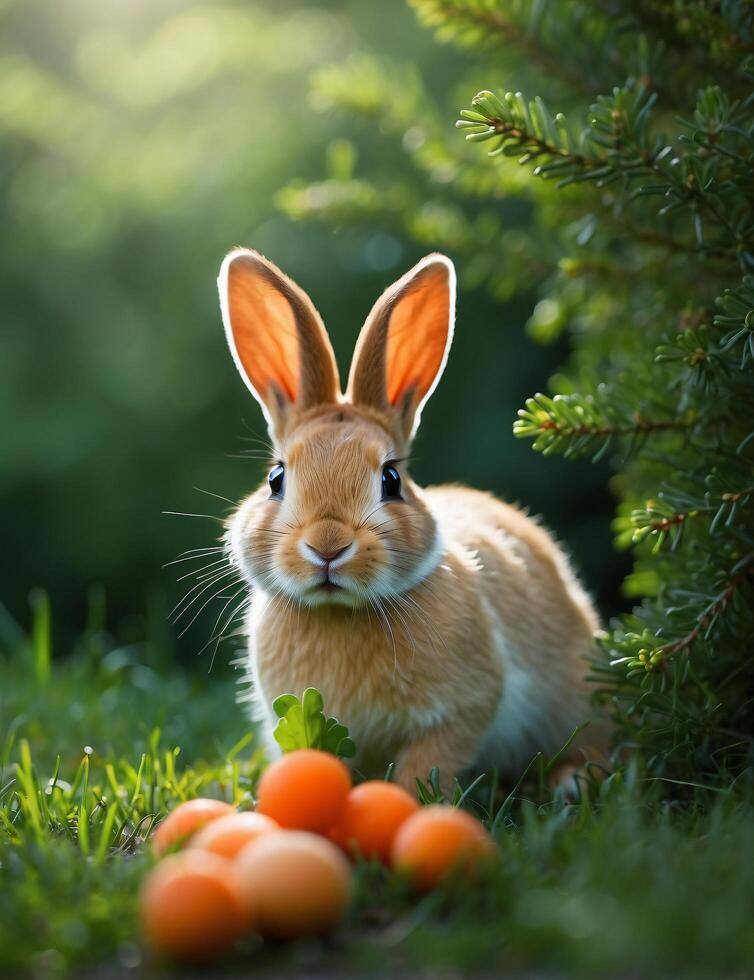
[425,485,603,775]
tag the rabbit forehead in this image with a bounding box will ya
[283,407,396,471]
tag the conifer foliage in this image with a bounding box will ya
[280,1,754,791]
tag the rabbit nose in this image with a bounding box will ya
[306,543,348,563]
[303,519,354,565]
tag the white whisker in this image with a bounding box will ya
[163,547,223,569]
[193,486,238,506]
[175,571,242,633]
[170,566,235,620]
[163,510,225,522]
[176,556,230,583]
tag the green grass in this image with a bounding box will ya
[1,595,753,977]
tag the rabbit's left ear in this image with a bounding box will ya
[347,254,455,440]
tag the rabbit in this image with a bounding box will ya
[216,247,608,794]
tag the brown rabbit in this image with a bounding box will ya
[217,248,607,792]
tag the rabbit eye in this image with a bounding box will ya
[381,464,402,500]
[268,463,285,498]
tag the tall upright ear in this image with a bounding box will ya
[347,254,455,440]
[218,248,340,436]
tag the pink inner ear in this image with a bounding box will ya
[385,268,450,407]
[227,259,300,403]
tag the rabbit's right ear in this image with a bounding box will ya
[218,248,340,437]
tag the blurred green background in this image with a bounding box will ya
[0,0,627,662]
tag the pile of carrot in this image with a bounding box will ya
[141,749,495,962]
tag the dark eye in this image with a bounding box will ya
[268,463,285,497]
[381,464,402,500]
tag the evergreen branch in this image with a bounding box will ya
[623,0,754,80]
[655,320,737,391]
[459,85,754,258]
[514,392,699,459]
[631,0,754,65]
[713,275,754,367]
[457,89,609,176]
[658,552,754,661]
[628,485,754,550]
[631,505,701,542]
[614,213,737,261]
[606,552,754,675]
[409,0,595,94]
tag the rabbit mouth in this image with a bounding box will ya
[310,575,345,595]
[300,574,354,605]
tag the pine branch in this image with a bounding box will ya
[409,0,596,94]
[458,85,754,261]
[457,89,610,175]
[658,552,754,661]
[630,0,754,69]
[514,392,700,459]
[612,212,738,261]
[628,485,754,550]
[714,275,754,367]
[605,550,754,678]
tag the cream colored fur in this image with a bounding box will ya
[217,248,608,792]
